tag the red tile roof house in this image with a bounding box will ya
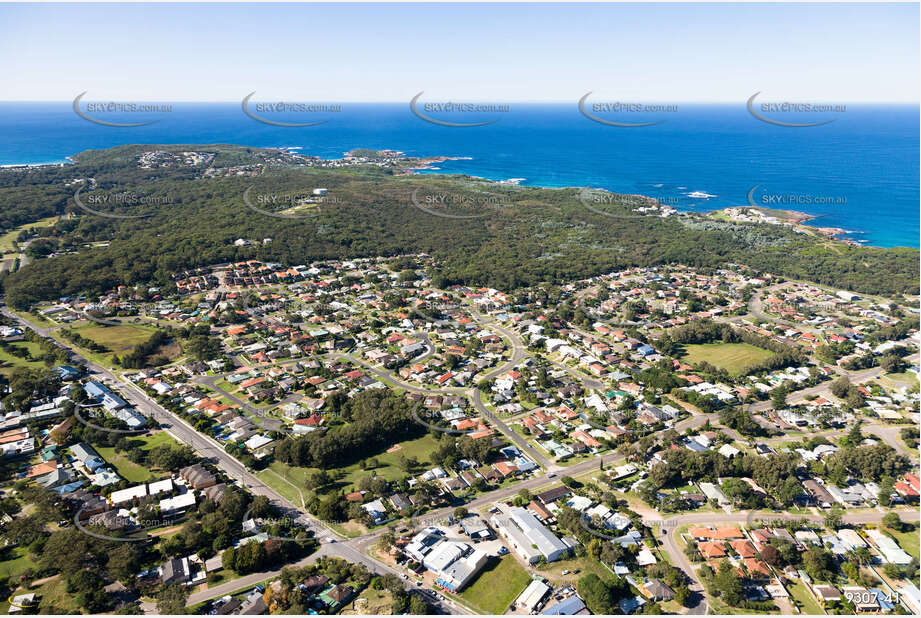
[697,541,727,560]
[572,430,602,449]
[239,376,265,390]
[743,558,772,578]
[730,540,758,558]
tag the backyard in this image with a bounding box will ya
[92,431,179,483]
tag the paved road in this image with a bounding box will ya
[646,507,921,616]
[748,353,919,413]
[7,289,917,615]
[2,306,461,615]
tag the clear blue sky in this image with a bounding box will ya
[1,2,917,102]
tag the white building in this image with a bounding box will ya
[491,507,569,564]
[515,580,550,613]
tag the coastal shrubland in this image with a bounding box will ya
[1,144,917,308]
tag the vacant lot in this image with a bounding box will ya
[260,433,442,498]
[459,555,531,614]
[0,341,47,376]
[882,371,919,392]
[680,342,775,375]
[787,578,824,615]
[73,323,158,353]
[341,586,393,615]
[93,431,179,483]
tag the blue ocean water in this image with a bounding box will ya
[0,102,917,248]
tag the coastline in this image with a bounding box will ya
[0,146,884,249]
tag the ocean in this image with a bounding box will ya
[0,102,917,248]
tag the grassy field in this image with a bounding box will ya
[0,546,37,582]
[533,555,616,587]
[72,322,159,354]
[259,433,442,498]
[882,371,920,392]
[0,341,47,376]
[92,432,179,483]
[679,342,776,375]
[0,215,61,254]
[787,578,824,615]
[459,555,531,614]
[33,576,82,614]
[341,586,393,615]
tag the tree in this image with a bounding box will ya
[883,563,903,579]
[712,559,743,606]
[882,512,904,532]
[408,595,430,614]
[770,386,788,410]
[674,584,691,607]
[453,507,468,519]
[156,585,189,615]
[830,376,851,399]
[802,546,837,582]
[824,510,843,530]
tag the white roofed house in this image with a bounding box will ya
[159,491,197,515]
[516,580,551,613]
[361,498,387,524]
[110,484,148,506]
[866,529,913,565]
[699,481,731,506]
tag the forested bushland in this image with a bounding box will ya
[1,144,917,308]
[273,390,425,469]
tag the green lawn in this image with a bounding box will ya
[72,322,159,354]
[0,215,60,253]
[679,342,776,375]
[0,546,37,581]
[0,341,47,376]
[459,555,531,614]
[787,579,824,615]
[882,371,919,392]
[92,432,179,483]
[889,526,920,561]
[260,433,443,497]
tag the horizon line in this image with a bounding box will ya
[2,99,919,105]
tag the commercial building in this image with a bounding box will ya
[491,507,569,564]
[515,580,551,613]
